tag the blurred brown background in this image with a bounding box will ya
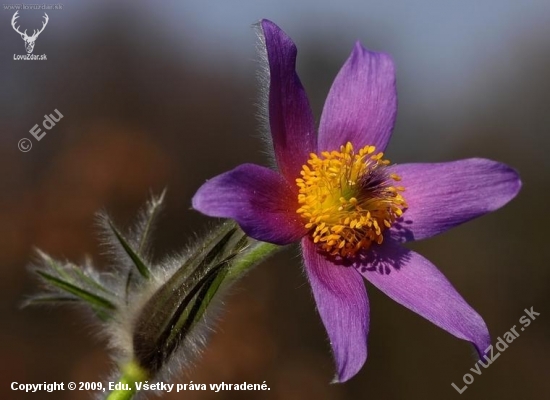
[1,1,549,399]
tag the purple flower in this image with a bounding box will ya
[192,20,521,382]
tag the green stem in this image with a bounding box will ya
[226,240,281,281]
[106,361,149,400]
[186,240,281,329]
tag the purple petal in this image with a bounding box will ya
[192,163,306,245]
[302,238,369,382]
[260,20,316,182]
[357,241,490,358]
[318,42,397,153]
[390,158,521,242]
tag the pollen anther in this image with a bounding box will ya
[296,142,407,258]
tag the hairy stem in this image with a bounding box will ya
[106,361,149,400]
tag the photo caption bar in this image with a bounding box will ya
[11,381,272,394]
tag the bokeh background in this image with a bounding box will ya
[1,1,549,399]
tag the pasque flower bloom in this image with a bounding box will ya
[192,20,521,382]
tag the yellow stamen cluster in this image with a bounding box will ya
[296,142,407,258]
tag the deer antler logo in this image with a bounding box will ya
[11,11,49,54]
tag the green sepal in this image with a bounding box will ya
[35,270,116,311]
[108,219,151,279]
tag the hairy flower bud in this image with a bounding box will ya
[131,222,248,375]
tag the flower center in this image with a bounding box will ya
[296,142,407,258]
